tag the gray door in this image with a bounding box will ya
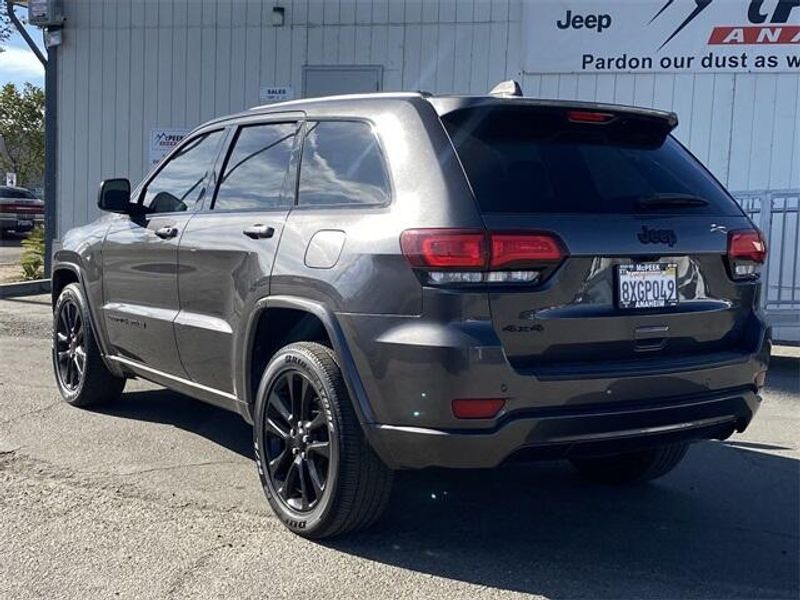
[102,130,226,377]
[175,121,300,394]
[303,65,382,98]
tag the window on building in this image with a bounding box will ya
[298,121,390,207]
[213,123,297,211]
[142,130,225,214]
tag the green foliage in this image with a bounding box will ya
[0,13,12,52]
[20,225,45,281]
[0,82,45,189]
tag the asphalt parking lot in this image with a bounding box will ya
[0,237,24,265]
[0,295,798,600]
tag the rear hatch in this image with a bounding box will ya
[437,101,765,376]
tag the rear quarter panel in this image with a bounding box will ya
[270,97,481,315]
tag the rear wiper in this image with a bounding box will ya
[635,193,709,209]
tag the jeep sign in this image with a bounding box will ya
[525,0,800,73]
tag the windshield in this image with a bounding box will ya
[442,107,742,216]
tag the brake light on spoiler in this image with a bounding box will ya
[400,229,566,285]
[567,110,615,124]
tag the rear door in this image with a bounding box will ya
[441,105,759,375]
[175,119,300,394]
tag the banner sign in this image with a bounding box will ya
[525,0,800,74]
[149,128,189,168]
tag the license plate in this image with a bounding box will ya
[17,218,33,228]
[617,263,678,310]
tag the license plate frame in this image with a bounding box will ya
[616,263,679,310]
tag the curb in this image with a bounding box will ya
[0,279,51,299]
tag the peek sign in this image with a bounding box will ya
[525,0,800,73]
[148,128,189,168]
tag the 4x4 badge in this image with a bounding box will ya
[637,226,677,247]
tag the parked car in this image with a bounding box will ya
[0,185,44,235]
[51,83,770,538]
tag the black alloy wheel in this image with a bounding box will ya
[54,298,86,392]
[264,370,332,512]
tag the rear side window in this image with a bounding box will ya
[213,122,297,211]
[298,121,390,207]
[442,107,741,215]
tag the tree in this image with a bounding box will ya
[1,6,20,53]
[0,83,45,188]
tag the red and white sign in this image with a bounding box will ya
[525,0,800,73]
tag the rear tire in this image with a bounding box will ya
[570,443,690,485]
[52,283,125,407]
[254,342,393,538]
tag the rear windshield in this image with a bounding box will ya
[442,107,742,216]
[0,187,35,199]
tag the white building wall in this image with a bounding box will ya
[56,0,799,240]
[56,0,527,236]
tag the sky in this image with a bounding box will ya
[0,16,45,89]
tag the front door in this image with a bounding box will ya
[102,129,226,376]
[175,120,300,394]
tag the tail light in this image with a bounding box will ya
[3,203,43,214]
[400,229,486,269]
[400,229,566,285]
[727,229,766,280]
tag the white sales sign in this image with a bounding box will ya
[148,128,190,168]
[259,85,294,103]
[525,0,800,73]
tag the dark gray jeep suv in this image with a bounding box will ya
[51,86,770,538]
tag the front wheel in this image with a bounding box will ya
[52,283,125,407]
[253,342,393,538]
[570,443,690,485]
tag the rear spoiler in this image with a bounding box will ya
[427,96,679,132]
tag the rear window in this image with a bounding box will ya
[0,187,35,199]
[442,107,741,216]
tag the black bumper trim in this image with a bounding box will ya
[366,388,761,469]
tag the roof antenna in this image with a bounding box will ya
[489,80,523,98]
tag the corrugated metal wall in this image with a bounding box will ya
[56,0,800,239]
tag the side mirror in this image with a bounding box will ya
[97,178,132,214]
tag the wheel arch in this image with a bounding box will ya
[51,261,123,377]
[238,296,375,428]
[51,263,81,306]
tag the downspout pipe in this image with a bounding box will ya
[5,0,47,66]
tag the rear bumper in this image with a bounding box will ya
[0,214,43,231]
[367,387,761,469]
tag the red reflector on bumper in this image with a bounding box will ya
[452,398,506,419]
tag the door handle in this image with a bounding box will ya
[154,226,178,239]
[243,224,275,239]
